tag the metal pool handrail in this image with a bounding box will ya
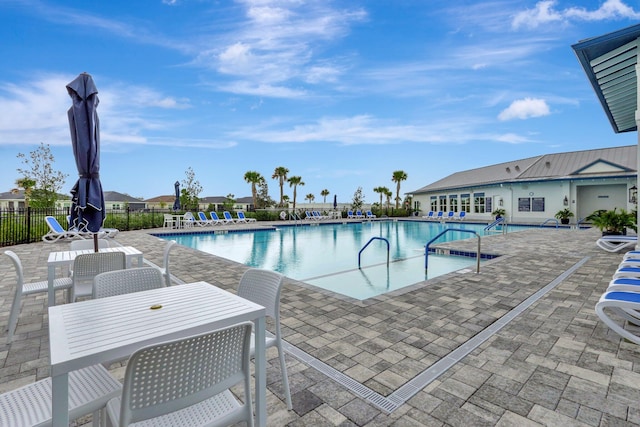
[358,237,389,269]
[425,228,481,274]
[540,218,559,228]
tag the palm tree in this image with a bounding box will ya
[384,189,393,214]
[287,176,304,211]
[373,186,388,215]
[391,170,408,209]
[305,193,315,204]
[12,177,36,209]
[244,171,264,210]
[272,166,289,207]
[320,189,330,204]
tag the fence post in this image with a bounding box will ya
[126,206,131,231]
[26,206,32,243]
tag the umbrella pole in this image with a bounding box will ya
[93,233,98,252]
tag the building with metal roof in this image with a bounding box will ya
[409,145,636,224]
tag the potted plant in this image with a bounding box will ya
[586,208,637,235]
[554,208,574,225]
[491,208,506,220]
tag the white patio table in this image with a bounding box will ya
[49,281,267,427]
[46,246,144,307]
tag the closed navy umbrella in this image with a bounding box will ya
[67,73,105,247]
[173,181,181,211]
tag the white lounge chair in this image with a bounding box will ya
[237,211,257,223]
[347,210,355,219]
[596,235,637,253]
[42,216,86,242]
[4,250,72,343]
[106,323,254,427]
[422,211,434,220]
[209,211,223,225]
[596,290,640,345]
[453,211,466,221]
[197,211,214,226]
[222,211,237,224]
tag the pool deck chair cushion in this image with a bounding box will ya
[222,211,237,224]
[596,235,637,253]
[596,291,640,345]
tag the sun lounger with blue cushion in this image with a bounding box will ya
[422,211,434,220]
[596,235,637,253]
[236,211,256,223]
[222,211,237,224]
[596,290,640,345]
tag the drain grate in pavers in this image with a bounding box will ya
[283,256,590,413]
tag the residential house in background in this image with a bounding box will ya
[409,145,637,224]
[103,191,146,211]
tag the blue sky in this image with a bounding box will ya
[0,0,639,203]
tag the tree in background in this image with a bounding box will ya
[180,167,202,211]
[16,143,67,208]
[392,170,408,209]
[256,179,275,209]
[287,176,304,211]
[320,189,330,204]
[384,188,393,214]
[305,193,315,204]
[223,194,236,211]
[11,177,36,209]
[244,170,264,210]
[373,186,389,215]
[351,186,364,211]
[272,166,289,207]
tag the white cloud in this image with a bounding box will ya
[498,98,550,121]
[512,0,640,30]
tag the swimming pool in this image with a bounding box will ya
[160,220,503,300]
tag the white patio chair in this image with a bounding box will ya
[163,213,176,228]
[0,364,121,427]
[158,240,177,287]
[93,267,165,299]
[106,322,254,427]
[238,268,293,410]
[71,252,126,302]
[70,238,111,251]
[4,250,73,343]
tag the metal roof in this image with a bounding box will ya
[410,145,636,194]
[572,23,640,133]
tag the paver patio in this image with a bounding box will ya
[0,220,638,426]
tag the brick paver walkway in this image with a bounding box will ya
[1,220,638,426]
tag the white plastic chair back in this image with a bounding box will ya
[111,323,254,427]
[160,240,177,287]
[4,250,72,343]
[93,267,165,299]
[72,252,126,301]
[70,238,111,251]
[238,268,292,409]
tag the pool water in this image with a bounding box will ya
[162,221,499,300]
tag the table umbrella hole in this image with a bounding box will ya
[150,304,163,310]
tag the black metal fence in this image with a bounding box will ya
[0,207,170,247]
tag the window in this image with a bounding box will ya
[518,197,545,212]
[449,195,458,212]
[461,194,470,212]
[473,192,485,213]
[486,197,492,213]
[430,196,437,211]
[439,195,447,212]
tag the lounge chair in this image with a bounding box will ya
[366,210,376,219]
[453,211,466,221]
[197,211,214,226]
[314,211,328,220]
[595,290,640,345]
[596,235,637,253]
[347,210,355,219]
[42,216,86,242]
[237,211,257,223]
[181,211,197,228]
[613,266,640,280]
[222,211,237,224]
[209,211,222,225]
[355,210,365,219]
[608,277,640,293]
[446,211,455,220]
[422,211,434,220]
[435,211,444,220]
